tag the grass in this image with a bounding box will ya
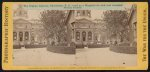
[47,45,75,54]
[13,45,47,49]
[88,44,109,48]
[110,45,137,54]
[25,45,46,48]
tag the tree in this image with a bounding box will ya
[40,10,67,45]
[103,10,129,42]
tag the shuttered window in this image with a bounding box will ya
[88,31,92,40]
[76,31,80,41]
[13,32,17,40]
[25,31,29,40]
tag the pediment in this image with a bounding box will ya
[13,18,32,24]
[73,18,95,24]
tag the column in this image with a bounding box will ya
[29,31,31,44]
[86,30,88,42]
[17,31,19,41]
[80,30,82,42]
[22,31,24,42]
[92,29,95,43]
[91,30,94,42]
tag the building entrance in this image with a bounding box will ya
[19,32,23,42]
[82,31,86,42]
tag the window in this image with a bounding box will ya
[77,11,80,16]
[13,32,17,40]
[31,36,35,41]
[83,11,86,16]
[25,31,29,40]
[19,32,23,41]
[82,31,86,41]
[95,36,98,41]
[87,11,91,17]
[88,31,92,40]
[76,31,80,41]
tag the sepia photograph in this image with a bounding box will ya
[12,4,137,66]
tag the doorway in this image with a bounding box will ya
[82,31,86,42]
[19,32,23,42]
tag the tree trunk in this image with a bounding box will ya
[65,10,74,46]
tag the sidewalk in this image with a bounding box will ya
[75,49,88,66]
[13,48,75,66]
[76,47,137,66]
[13,47,137,66]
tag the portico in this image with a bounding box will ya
[74,28,94,45]
[71,18,96,45]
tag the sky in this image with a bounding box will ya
[13,4,132,20]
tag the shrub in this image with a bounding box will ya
[57,42,68,46]
[88,44,109,48]
[13,45,21,49]
[118,43,130,46]
[110,46,137,54]
[132,42,137,47]
[76,44,84,48]
[25,44,46,48]
[51,41,55,46]
[70,42,76,46]
[47,45,75,54]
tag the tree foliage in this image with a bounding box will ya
[40,10,67,44]
[103,10,129,42]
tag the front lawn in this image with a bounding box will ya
[110,45,137,54]
[47,45,75,54]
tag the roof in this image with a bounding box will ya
[73,18,96,24]
[13,18,32,24]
